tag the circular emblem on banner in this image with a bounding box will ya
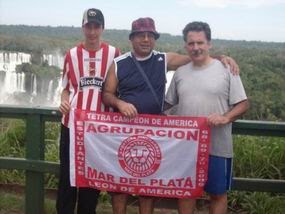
[118,135,161,177]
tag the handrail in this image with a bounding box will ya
[0,105,285,214]
[233,119,285,137]
[0,105,60,214]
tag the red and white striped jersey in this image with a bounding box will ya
[61,42,120,127]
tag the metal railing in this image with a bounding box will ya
[0,105,285,214]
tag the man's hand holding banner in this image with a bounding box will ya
[70,109,210,198]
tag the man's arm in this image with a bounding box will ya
[59,89,70,115]
[166,52,191,70]
[216,55,240,75]
[166,52,239,74]
[207,99,249,126]
[102,62,138,118]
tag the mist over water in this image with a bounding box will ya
[0,51,64,107]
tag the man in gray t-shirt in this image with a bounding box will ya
[165,22,249,214]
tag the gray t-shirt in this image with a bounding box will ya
[165,59,247,158]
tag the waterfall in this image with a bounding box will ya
[0,52,30,95]
[31,74,37,96]
[47,80,54,102]
[42,53,64,69]
[0,52,31,72]
[16,72,26,92]
[20,73,25,92]
[5,71,16,94]
[53,77,62,106]
[0,51,63,106]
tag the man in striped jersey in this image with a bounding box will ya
[57,8,120,214]
[103,17,239,214]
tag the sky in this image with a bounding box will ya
[1,0,285,42]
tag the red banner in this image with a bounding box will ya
[70,109,210,198]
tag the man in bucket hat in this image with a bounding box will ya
[129,17,160,40]
[103,17,239,214]
[56,8,120,214]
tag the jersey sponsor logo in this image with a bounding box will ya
[118,135,161,177]
[80,77,103,89]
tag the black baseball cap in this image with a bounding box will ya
[82,8,104,28]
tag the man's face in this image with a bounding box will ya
[184,31,211,65]
[82,22,103,47]
[130,32,156,57]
